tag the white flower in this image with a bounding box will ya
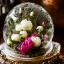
[11,34,21,41]
[36,26,44,32]
[7,38,12,45]
[31,36,41,47]
[20,31,28,38]
[15,24,22,31]
[30,11,34,17]
[20,19,33,31]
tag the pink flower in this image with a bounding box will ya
[18,37,34,55]
[31,32,39,37]
[44,34,49,40]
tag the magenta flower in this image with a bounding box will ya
[18,37,34,55]
[31,32,39,37]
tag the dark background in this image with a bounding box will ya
[0,0,64,55]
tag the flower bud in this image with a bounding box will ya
[20,31,28,38]
[30,11,34,17]
[36,26,44,32]
[11,34,21,41]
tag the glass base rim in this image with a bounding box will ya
[0,41,61,62]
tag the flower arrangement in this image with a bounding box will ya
[5,6,53,57]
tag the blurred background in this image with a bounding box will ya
[0,0,64,55]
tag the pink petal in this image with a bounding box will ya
[18,37,34,55]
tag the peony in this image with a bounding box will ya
[20,19,33,31]
[11,34,21,41]
[18,37,34,55]
[31,36,41,47]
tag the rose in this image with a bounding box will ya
[20,19,33,31]
[18,37,34,55]
[31,36,41,47]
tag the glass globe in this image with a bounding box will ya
[2,2,60,63]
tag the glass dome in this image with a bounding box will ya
[3,2,60,59]
[1,2,61,63]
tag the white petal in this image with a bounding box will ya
[31,36,41,47]
[15,24,22,31]
[20,31,28,38]
[11,34,21,41]
[36,26,43,31]
[20,19,33,30]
